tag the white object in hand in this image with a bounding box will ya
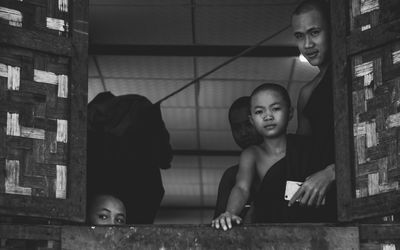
[284,180,303,201]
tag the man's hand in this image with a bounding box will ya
[289,164,335,207]
[211,211,242,231]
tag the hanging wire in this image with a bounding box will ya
[93,55,107,92]
[156,24,291,105]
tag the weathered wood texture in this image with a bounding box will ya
[349,0,400,32]
[359,224,400,250]
[3,223,400,250]
[0,0,70,37]
[332,0,400,221]
[0,0,88,222]
[352,42,400,199]
[61,224,359,250]
[0,224,61,250]
[331,0,353,222]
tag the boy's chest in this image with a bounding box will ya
[255,154,285,180]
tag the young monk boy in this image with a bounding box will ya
[87,194,127,225]
[212,83,331,230]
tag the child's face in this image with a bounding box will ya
[250,90,292,138]
[230,106,260,149]
[292,9,329,67]
[88,195,126,225]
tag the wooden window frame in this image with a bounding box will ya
[331,0,400,221]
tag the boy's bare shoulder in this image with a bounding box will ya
[238,146,260,170]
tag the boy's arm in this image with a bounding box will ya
[211,149,256,230]
[289,164,335,207]
[297,84,312,135]
[214,166,238,218]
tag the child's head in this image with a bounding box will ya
[291,0,330,67]
[229,96,262,149]
[249,83,293,138]
[88,194,126,225]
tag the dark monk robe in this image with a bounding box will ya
[302,67,337,222]
[253,134,335,223]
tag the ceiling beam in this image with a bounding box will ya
[173,150,241,156]
[89,44,299,57]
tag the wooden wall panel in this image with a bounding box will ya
[352,42,400,199]
[0,0,70,37]
[350,0,400,32]
[0,0,87,222]
[332,0,400,221]
[0,47,70,200]
[359,224,400,250]
[0,224,61,250]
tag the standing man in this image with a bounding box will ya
[289,0,337,221]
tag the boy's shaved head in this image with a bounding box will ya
[250,83,291,108]
[249,83,293,138]
[292,0,330,25]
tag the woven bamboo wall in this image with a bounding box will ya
[0,46,70,199]
[0,0,70,37]
[0,0,87,221]
[0,0,71,200]
[349,0,400,199]
[350,0,400,32]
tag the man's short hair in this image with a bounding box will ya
[228,96,251,123]
[292,0,330,25]
[250,83,291,108]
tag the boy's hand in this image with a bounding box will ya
[211,212,242,231]
[288,164,335,207]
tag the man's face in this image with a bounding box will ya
[292,9,329,67]
[230,106,260,149]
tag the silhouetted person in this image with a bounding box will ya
[87,92,172,224]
